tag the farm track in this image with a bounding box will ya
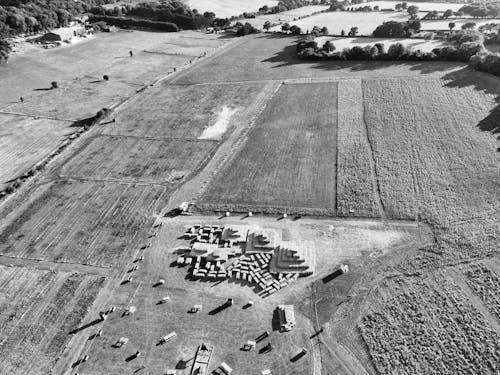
[0,110,77,122]
[97,133,220,143]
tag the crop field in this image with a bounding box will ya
[0,114,73,189]
[270,11,427,35]
[172,34,465,84]
[0,181,169,267]
[466,263,500,320]
[0,265,104,375]
[199,82,338,215]
[362,74,500,260]
[59,135,216,183]
[185,0,278,18]
[103,81,267,139]
[360,275,500,374]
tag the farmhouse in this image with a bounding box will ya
[42,26,86,42]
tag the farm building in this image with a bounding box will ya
[277,305,296,332]
[41,26,86,42]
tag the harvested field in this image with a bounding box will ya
[0,181,169,267]
[336,79,379,218]
[72,215,431,375]
[103,81,267,139]
[199,82,338,215]
[172,34,465,84]
[0,265,104,375]
[362,74,500,260]
[59,135,216,183]
[0,114,73,188]
[270,11,427,35]
[360,276,500,374]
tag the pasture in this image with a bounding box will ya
[0,114,73,189]
[0,181,169,267]
[199,82,338,215]
[270,10,427,35]
[59,135,216,183]
[420,18,500,31]
[0,265,104,375]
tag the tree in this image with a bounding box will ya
[462,22,476,30]
[323,40,335,52]
[395,3,402,11]
[263,21,271,31]
[407,5,419,17]
[341,29,345,36]
[321,26,328,35]
[443,9,453,19]
[448,22,456,31]
[402,2,408,9]
[281,22,290,32]
[348,26,359,36]
[290,25,302,35]
[374,5,379,11]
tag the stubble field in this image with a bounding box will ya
[0,266,104,375]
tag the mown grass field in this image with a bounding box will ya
[103,81,267,139]
[0,181,169,267]
[0,114,73,189]
[59,135,216,183]
[315,36,446,53]
[359,1,465,12]
[0,266,104,375]
[200,82,338,215]
[249,5,330,30]
[186,0,278,18]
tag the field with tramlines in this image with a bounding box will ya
[0,181,169,267]
[59,135,216,183]
[0,265,104,375]
[199,82,338,215]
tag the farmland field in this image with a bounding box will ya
[314,36,446,53]
[249,5,330,29]
[103,81,267,139]
[355,1,466,12]
[172,34,464,84]
[0,114,73,189]
[0,265,104,375]
[0,181,169,267]
[270,11,427,35]
[59,135,216,183]
[421,18,500,31]
[185,0,279,18]
[199,82,338,214]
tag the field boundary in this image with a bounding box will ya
[0,254,109,275]
[0,110,77,123]
[98,133,220,143]
[361,80,387,222]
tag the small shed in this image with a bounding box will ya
[42,26,85,42]
[219,362,232,374]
